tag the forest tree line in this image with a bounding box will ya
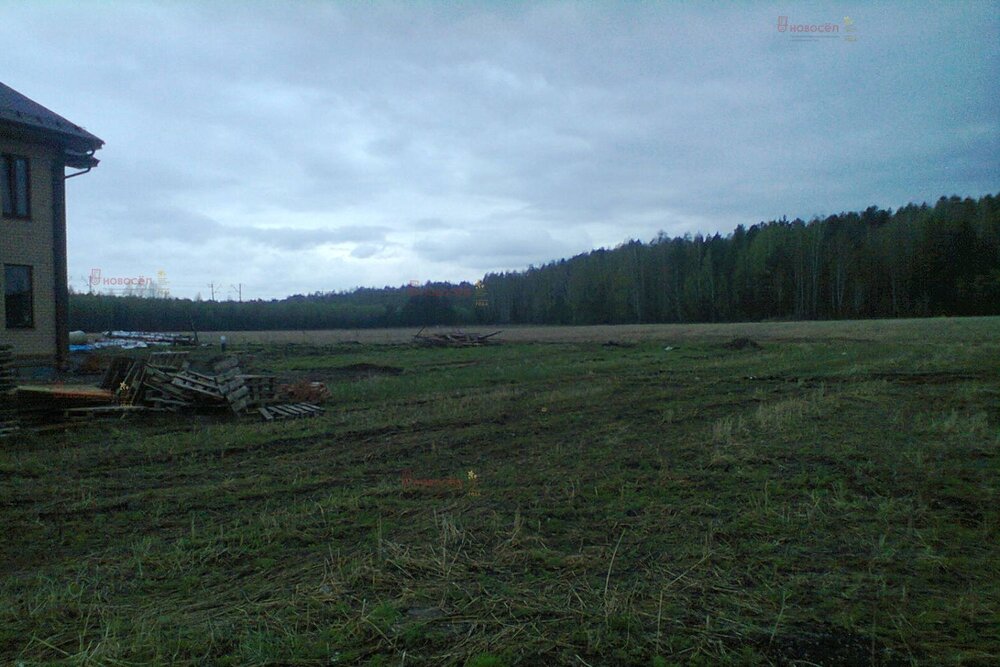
[69,194,1000,332]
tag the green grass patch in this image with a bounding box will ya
[2,319,999,664]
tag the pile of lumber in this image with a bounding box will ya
[0,345,17,438]
[413,328,502,347]
[9,384,114,426]
[98,353,324,421]
[241,374,278,406]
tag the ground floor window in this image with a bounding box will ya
[3,264,33,328]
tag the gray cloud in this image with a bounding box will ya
[3,0,997,299]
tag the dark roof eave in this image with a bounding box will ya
[1,118,103,161]
[65,152,100,170]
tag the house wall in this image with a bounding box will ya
[0,134,63,363]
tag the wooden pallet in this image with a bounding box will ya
[148,351,190,370]
[258,403,325,422]
[213,357,250,414]
[239,375,277,408]
[100,357,135,390]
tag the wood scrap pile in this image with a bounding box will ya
[0,345,17,438]
[242,374,278,406]
[413,328,502,347]
[278,380,331,403]
[13,385,115,425]
[98,353,325,421]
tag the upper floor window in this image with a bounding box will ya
[4,264,34,328]
[1,154,31,219]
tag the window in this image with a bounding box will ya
[1,155,30,219]
[4,264,34,328]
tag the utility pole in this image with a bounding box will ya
[208,282,216,300]
[230,283,242,302]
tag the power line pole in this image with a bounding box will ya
[231,283,242,302]
[208,282,216,300]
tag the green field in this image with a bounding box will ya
[3,318,999,665]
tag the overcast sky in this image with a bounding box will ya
[2,1,997,299]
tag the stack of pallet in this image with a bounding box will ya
[241,375,277,407]
[0,345,18,438]
[413,329,502,347]
[96,354,324,421]
[148,351,191,370]
[211,356,250,413]
[129,358,248,413]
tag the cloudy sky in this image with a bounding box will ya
[2,1,997,299]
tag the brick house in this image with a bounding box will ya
[0,82,103,368]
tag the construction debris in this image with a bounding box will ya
[0,345,18,438]
[413,328,502,347]
[2,350,329,432]
[278,380,332,403]
[13,384,115,426]
[95,353,325,421]
[258,403,325,422]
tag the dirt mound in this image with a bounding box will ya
[723,337,762,350]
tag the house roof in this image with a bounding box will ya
[0,81,104,167]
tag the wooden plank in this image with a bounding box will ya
[225,385,250,402]
[175,371,219,386]
[213,357,240,372]
[217,379,247,396]
[170,378,223,399]
[271,405,299,418]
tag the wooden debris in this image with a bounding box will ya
[12,384,114,427]
[412,328,502,347]
[64,405,157,420]
[3,350,324,429]
[241,375,278,408]
[148,351,190,370]
[278,380,331,403]
[100,356,135,390]
[258,403,325,422]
